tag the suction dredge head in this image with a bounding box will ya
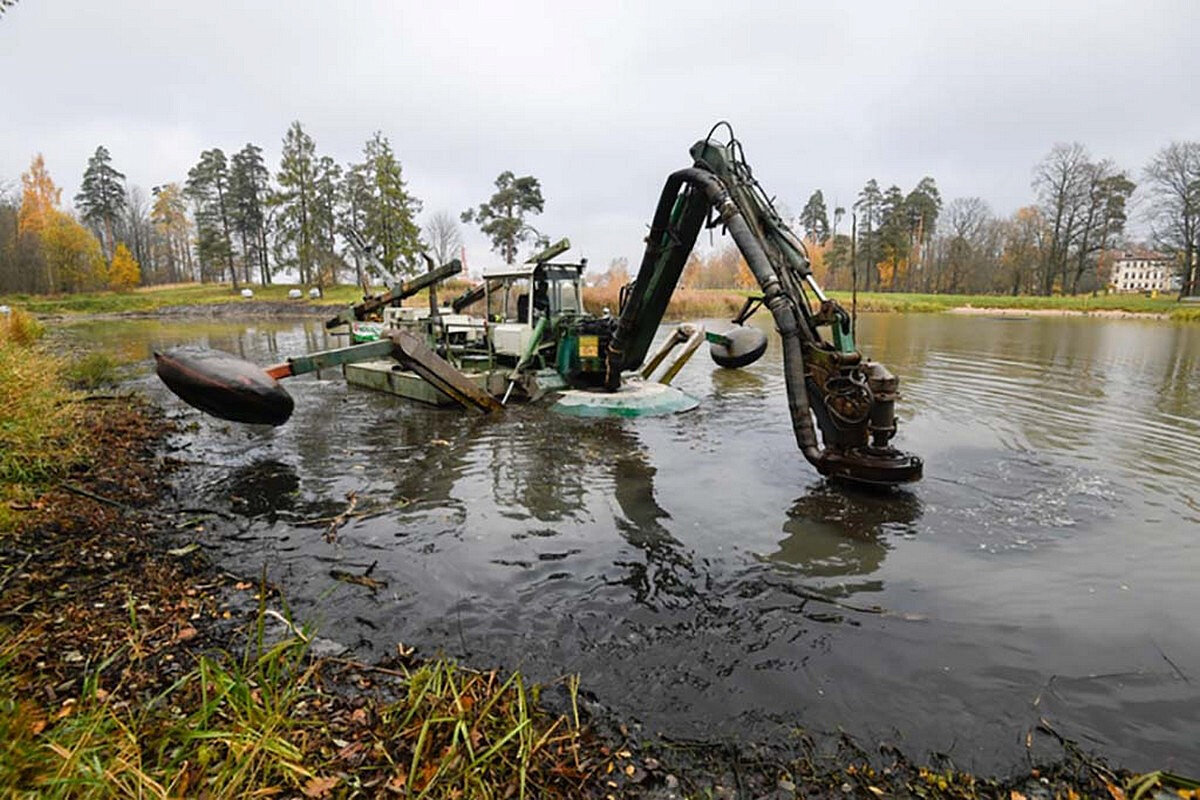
[816,447,923,487]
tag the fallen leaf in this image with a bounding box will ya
[234,581,253,590]
[303,775,339,798]
[167,543,200,557]
[175,626,197,642]
[1010,792,1027,800]
[1104,782,1127,800]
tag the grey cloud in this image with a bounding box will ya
[2,0,1197,269]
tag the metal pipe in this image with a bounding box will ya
[675,168,825,467]
[502,314,547,405]
[656,324,705,385]
[639,326,687,379]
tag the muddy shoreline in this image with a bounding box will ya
[1,392,1178,797]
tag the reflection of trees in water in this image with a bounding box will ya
[1154,325,1198,419]
[708,365,767,398]
[224,459,300,519]
[483,414,699,609]
[767,483,922,598]
[356,408,479,517]
[484,415,595,522]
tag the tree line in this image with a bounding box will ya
[0,122,547,295]
[589,139,1198,299]
[798,141,1199,297]
[4,132,1197,298]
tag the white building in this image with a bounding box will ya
[1110,250,1176,293]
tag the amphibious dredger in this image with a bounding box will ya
[156,123,922,485]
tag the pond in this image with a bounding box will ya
[67,311,1200,774]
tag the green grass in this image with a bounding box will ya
[582,285,1199,321]
[823,290,1189,317]
[0,616,588,799]
[62,353,121,390]
[0,311,86,526]
[0,283,372,316]
[7,281,1196,321]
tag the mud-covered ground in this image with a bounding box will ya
[0,396,1189,798]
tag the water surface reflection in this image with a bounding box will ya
[66,312,1200,774]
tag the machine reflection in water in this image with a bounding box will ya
[766,484,923,603]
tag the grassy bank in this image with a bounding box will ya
[5,281,1198,321]
[824,289,1197,319]
[583,286,1200,322]
[0,283,368,316]
[0,311,87,529]
[0,280,478,317]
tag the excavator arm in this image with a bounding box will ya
[606,123,922,486]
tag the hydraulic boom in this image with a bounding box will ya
[606,123,922,485]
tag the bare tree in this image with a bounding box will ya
[1033,143,1091,294]
[423,210,463,269]
[123,185,153,279]
[1001,207,1048,296]
[1143,141,1200,298]
[939,197,992,293]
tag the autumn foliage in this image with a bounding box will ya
[108,242,141,291]
[14,155,108,293]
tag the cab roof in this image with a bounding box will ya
[481,262,586,280]
[481,263,538,280]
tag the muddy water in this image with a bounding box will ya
[70,313,1200,773]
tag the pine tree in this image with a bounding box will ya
[854,180,883,291]
[185,149,237,288]
[75,146,126,258]
[274,122,318,284]
[878,185,910,290]
[338,162,372,288]
[362,132,422,277]
[462,171,544,265]
[312,155,343,287]
[903,177,941,291]
[229,143,271,285]
[799,190,830,244]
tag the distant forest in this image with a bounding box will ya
[2,125,1198,298]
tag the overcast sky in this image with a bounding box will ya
[2,0,1198,272]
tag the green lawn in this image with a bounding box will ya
[4,282,1198,321]
[824,290,1190,316]
[0,283,374,315]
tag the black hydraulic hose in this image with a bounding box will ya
[670,168,826,467]
[605,171,694,389]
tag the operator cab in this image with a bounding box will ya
[483,257,585,358]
